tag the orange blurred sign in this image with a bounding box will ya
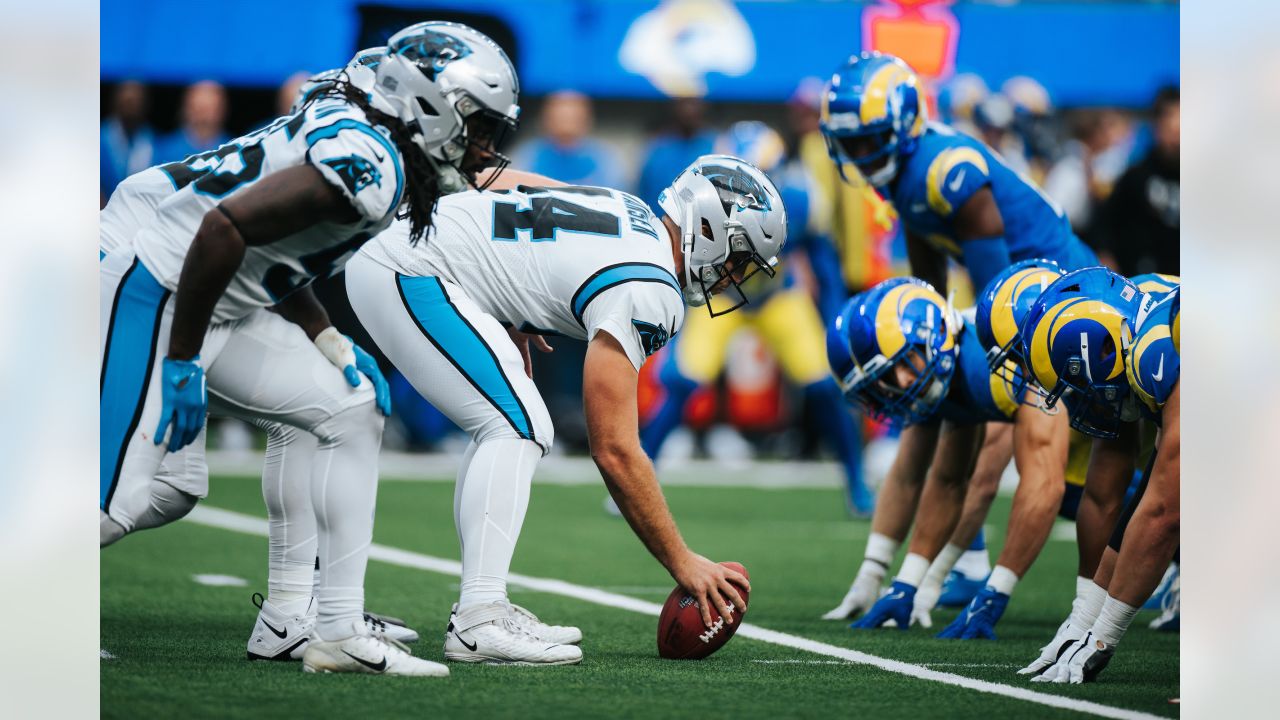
[862,0,959,82]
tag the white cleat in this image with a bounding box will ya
[444,601,582,666]
[302,620,449,677]
[247,593,315,661]
[451,602,583,645]
[365,611,420,644]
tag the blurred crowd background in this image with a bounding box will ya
[100,0,1179,460]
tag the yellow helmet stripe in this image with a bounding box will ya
[1044,300,1128,381]
[926,147,989,216]
[1125,324,1171,411]
[874,284,944,358]
[990,268,1055,348]
[1028,298,1083,390]
[859,63,910,125]
[989,359,1021,418]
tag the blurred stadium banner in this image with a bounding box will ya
[103,0,1178,106]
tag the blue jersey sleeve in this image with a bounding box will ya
[925,146,992,219]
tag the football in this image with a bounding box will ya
[657,561,750,659]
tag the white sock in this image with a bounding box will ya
[1092,596,1139,646]
[986,565,1019,595]
[259,421,320,606]
[859,532,899,577]
[1068,578,1108,630]
[311,404,384,641]
[895,553,931,587]
[923,543,965,589]
[456,438,540,609]
[953,547,992,580]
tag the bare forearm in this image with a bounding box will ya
[595,447,689,573]
[271,286,332,341]
[168,210,245,360]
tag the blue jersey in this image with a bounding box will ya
[887,124,1096,271]
[1126,286,1180,421]
[935,318,1020,425]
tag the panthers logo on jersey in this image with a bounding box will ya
[321,155,383,196]
[633,319,672,357]
[700,163,773,211]
[395,28,472,80]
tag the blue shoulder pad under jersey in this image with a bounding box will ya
[1126,287,1180,419]
[889,124,1088,270]
[934,319,1020,425]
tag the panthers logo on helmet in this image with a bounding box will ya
[632,319,672,358]
[395,28,473,80]
[321,155,383,196]
[698,163,772,211]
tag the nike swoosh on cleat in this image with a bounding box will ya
[261,619,289,639]
[454,632,477,652]
[343,650,387,672]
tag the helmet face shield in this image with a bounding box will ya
[698,244,776,317]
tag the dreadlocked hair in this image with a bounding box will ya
[324,76,443,245]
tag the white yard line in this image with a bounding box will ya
[185,506,1161,720]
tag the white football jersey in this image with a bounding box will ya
[360,185,685,370]
[131,96,406,322]
[101,167,175,256]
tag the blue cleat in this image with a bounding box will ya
[851,580,916,630]
[937,570,987,608]
[937,585,1009,639]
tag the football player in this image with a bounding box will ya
[100,22,519,676]
[822,271,1072,640]
[1016,268,1180,683]
[638,121,872,517]
[346,154,783,665]
[819,52,1098,296]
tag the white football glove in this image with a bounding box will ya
[1019,616,1087,676]
[1031,630,1115,684]
[822,572,882,620]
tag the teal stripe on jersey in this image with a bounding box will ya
[305,118,404,211]
[570,263,682,326]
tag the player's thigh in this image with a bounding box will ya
[346,255,552,452]
[205,309,377,440]
[752,290,830,385]
[674,303,741,383]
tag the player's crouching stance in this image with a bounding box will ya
[822,270,1072,640]
[346,155,782,664]
[100,22,519,677]
[1016,270,1180,684]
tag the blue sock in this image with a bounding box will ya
[969,529,986,552]
[639,353,699,460]
[804,378,871,512]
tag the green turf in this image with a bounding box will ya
[102,474,1178,719]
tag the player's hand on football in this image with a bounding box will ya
[314,327,391,415]
[672,552,750,629]
[1030,630,1114,684]
[851,580,916,630]
[506,326,554,379]
[155,356,207,452]
[937,586,1008,639]
[822,572,881,620]
[1018,616,1085,676]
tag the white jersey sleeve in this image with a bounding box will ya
[581,279,685,371]
[303,114,405,223]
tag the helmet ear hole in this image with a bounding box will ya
[416,97,439,116]
[700,220,713,241]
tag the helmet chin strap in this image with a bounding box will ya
[680,204,706,307]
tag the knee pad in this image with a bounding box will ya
[131,480,200,533]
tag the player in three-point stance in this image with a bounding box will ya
[100,22,519,676]
[346,154,785,665]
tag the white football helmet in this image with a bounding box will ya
[374,21,520,193]
[290,47,387,113]
[657,154,787,316]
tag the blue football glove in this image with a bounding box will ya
[154,356,206,453]
[850,580,916,630]
[350,341,391,416]
[937,585,1009,640]
[315,327,391,416]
